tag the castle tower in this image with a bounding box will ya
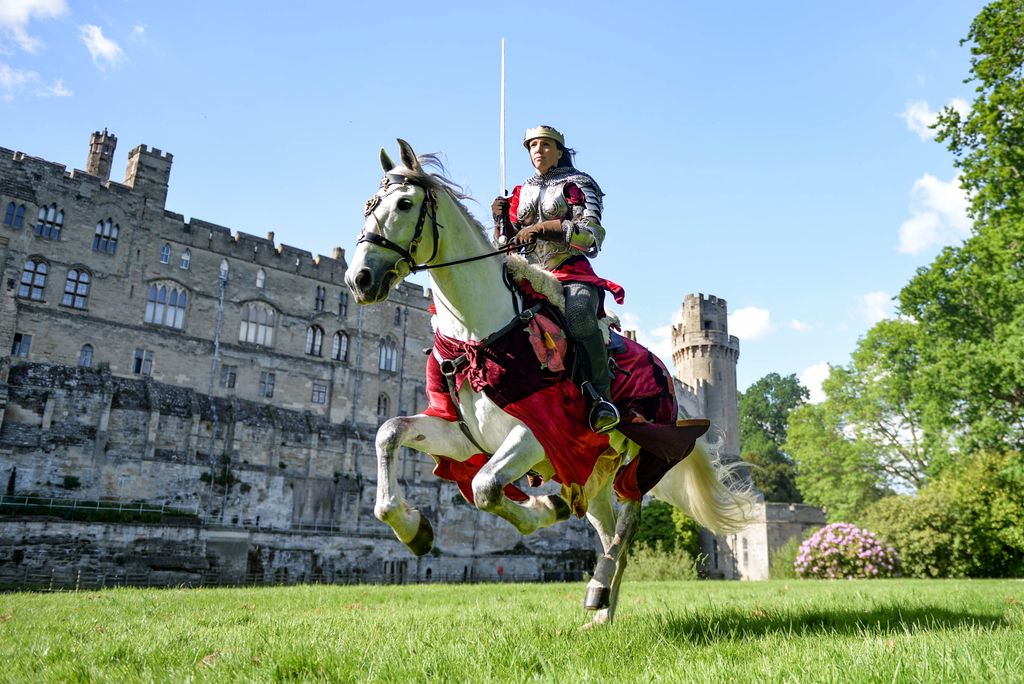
[86,129,117,181]
[671,293,741,459]
[124,144,173,208]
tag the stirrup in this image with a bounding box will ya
[589,399,620,434]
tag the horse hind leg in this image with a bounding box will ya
[584,498,640,628]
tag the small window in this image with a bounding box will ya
[378,337,397,372]
[18,259,47,300]
[703,319,713,331]
[132,348,154,376]
[219,364,237,389]
[62,269,90,309]
[332,331,349,362]
[394,307,402,326]
[3,202,24,228]
[79,344,94,368]
[180,249,191,270]
[311,383,327,405]
[92,218,119,255]
[259,371,275,398]
[256,269,265,288]
[305,326,324,356]
[11,333,31,358]
[314,286,326,312]
[160,243,171,264]
[35,204,62,240]
[377,393,390,419]
[742,537,749,568]
[338,291,349,318]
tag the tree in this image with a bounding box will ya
[901,0,1024,452]
[738,373,808,501]
[934,0,1024,226]
[785,402,883,522]
[785,320,930,520]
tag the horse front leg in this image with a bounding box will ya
[471,425,571,535]
[374,414,477,556]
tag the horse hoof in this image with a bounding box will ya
[405,514,434,556]
[584,586,610,611]
[546,494,572,521]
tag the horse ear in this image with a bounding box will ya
[397,138,421,172]
[380,148,395,172]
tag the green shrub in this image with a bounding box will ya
[795,523,900,579]
[627,541,699,581]
[863,452,1024,578]
[769,535,801,580]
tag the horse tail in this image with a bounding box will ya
[649,437,757,534]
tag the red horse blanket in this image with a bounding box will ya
[424,293,680,509]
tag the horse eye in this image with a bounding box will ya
[397,198,414,211]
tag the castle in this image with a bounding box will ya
[0,131,593,587]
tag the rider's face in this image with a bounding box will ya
[528,138,563,175]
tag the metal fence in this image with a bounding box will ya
[0,495,200,517]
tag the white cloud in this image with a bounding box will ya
[0,62,39,100]
[799,362,831,404]
[859,291,893,326]
[79,24,124,69]
[35,77,70,96]
[899,98,970,141]
[0,0,68,53]
[789,319,812,333]
[728,306,772,341]
[897,173,971,255]
[131,24,145,39]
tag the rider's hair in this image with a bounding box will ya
[555,143,577,169]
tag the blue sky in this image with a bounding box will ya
[1,1,986,398]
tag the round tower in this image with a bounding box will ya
[86,129,117,182]
[671,293,741,459]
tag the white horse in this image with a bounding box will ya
[345,140,755,627]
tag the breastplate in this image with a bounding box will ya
[516,181,569,226]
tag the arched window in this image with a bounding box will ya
[332,331,349,362]
[92,218,119,255]
[239,302,275,346]
[378,336,397,372]
[314,286,326,312]
[18,259,47,300]
[3,202,23,228]
[255,269,265,288]
[62,269,91,309]
[394,307,402,326]
[144,283,188,329]
[79,344,94,368]
[35,204,63,240]
[377,393,390,420]
[305,326,324,356]
[180,249,191,270]
[338,290,349,318]
[159,243,171,264]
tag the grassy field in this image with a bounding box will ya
[1,579,1022,682]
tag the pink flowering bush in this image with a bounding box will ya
[794,522,900,580]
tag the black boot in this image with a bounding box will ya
[582,381,620,434]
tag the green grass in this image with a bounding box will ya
[1,579,1022,682]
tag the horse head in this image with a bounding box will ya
[345,139,438,303]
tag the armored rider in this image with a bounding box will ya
[491,125,622,434]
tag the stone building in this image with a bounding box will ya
[669,293,825,579]
[0,131,593,587]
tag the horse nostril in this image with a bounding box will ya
[354,268,373,292]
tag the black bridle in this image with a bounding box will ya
[357,173,522,273]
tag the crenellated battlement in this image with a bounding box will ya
[128,144,174,163]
